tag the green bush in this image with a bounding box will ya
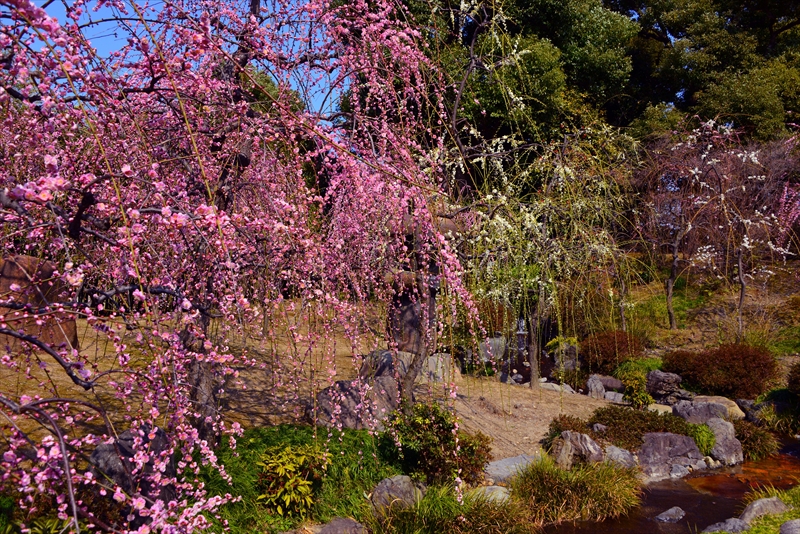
[788,362,800,396]
[662,344,778,398]
[380,403,493,486]
[614,366,654,410]
[733,419,779,461]
[256,444,330,517]
[685,424,716,456]
[582,330,644,374]
[510,455,641,526]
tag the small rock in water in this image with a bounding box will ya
[655,506,686,523]
[781,519,800,534]
[702,518,750,533]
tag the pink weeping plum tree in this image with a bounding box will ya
[0,0,473,530]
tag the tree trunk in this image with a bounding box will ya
[736,247,746,341]
[180,316,219,447]
[665,240,680,330]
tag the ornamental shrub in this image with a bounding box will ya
[582,331,644,374]
[380,403,493,486]
[662,344,777,398]
[733,419,779,461]
[256,444,330,517]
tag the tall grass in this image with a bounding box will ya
[367,485,539,534]
[510,455,642,525]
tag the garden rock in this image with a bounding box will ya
[647,403,673,415]
[315,376,400,430]
[479,336,507,363]
[553,343,582,371]
[562,383,577,394]
[605,391,625,403]
[702,518,750,532]
[646,370,682,403]
[781,519,800,534]
[467,485,510,504]
[359,349,414,379]
[419,353,461,383]
[706,417,743,466]
[318,518,368,534]
[605,445,637,469]
[592,423,608,433]
[370,475,426,517]
[587,375,605,399]
[551,431,604,469]
[739,497,790,524]
[0,255,79,351]
[485,454,540,484]
[90,425,175,502]
[638,432,707,482]
[695,396,745,420]
[673,400,727,424]
[540,382,568,392]
[655,506,686,523]
[597,375,624,392]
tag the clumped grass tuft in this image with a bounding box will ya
[733,419,780,461]
[201,425,400,533]
[685,423,716,456]
[510,455,641,526]
[755,389,800,436]
[368,485,538,534]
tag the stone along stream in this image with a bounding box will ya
[544,440,800,534]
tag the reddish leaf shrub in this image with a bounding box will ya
[581,331,644,374]
[788,362,800,396]
[662,344,777,399]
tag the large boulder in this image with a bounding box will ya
[739,497,790,524]
[605,446,637,469]
[586,375,605,399]
[782,519,800,534]
[419,353,461,383]
[596,375,624,392]
[551,431,604,469]
[673,400,728,424]
[370,475,425,517]
[646,370,682,402]
[0,255,79,351]
[695,396,745,420]
[359,349,414,379]
[485,454,540,484]
[638,432,707,482]
[315,376,400,430]
[90,425,175,502]
[706,418,743,466]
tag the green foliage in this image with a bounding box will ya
[614,366,654,410]
[380,403,493,486]
[200,425,400,533]
[772,326,800,356]
[754,389,800,436]
[733,419,779,461]
[256,444,330,517]
[587,405,706,451]
[685,424,716,457]
[510,455,641,525]
[662,344,778,399]
[615,357,662,375]
[368,485,538,534]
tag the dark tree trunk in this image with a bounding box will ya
[736,247,746,341]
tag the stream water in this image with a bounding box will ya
[544,440,800,534]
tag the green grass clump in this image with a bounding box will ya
[685,423,716,457]
[510,455,641,526]
[733,419,779,461]
[615,357,662,375]
[368,485,538,534]
[755,389,800,436]
[201,425,400,533]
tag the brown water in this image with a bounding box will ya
[544,440,800,534]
